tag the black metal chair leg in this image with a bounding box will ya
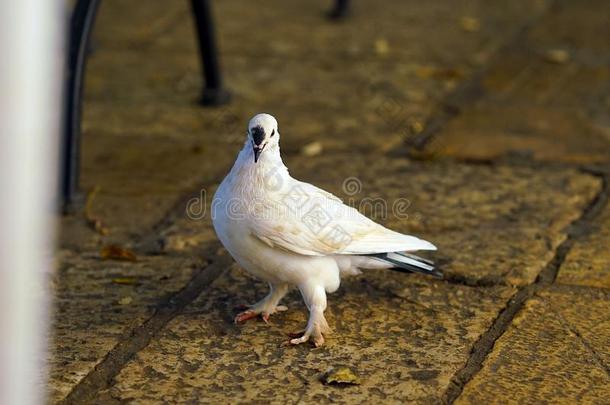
[190,0,230,105]
[328,0,350,19]
[62,0,101,211]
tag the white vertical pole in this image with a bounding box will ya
[0,0,64,403]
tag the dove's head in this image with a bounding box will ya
[247,113,279,163]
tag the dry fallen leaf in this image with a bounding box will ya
[407,148,439,162]
[118,296,133,305]
[112,277,139,285]
[460,17,480,32]
[406,89,426,102]
[409,121,425,135]
[164,233,211,252]
[301,141,323,157]
[374,38,389,55]
[545,49,570,64]
[416,66,463,81]
[444,80,458,91]
[415,66,435,79]
[101,245,137,261]
[321,367,361,386]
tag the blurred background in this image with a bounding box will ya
[2,0,609,403]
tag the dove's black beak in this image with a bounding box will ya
[253,144,265,163]
[251,125,266,163]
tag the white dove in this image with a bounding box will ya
[212,113,439,347]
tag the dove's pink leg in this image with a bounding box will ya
[234,282,289,324]
[290,283,329,347]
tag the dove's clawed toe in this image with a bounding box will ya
[288,310,330,347]
[234,285,290,324]
[234,309,259,324]
[234,306,286,324]
[288,329,325,347]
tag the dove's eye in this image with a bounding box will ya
[271,129,276,137]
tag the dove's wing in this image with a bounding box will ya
[249,180,435,256]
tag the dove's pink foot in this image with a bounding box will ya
[234,304,287,324]
[234,283,290,324]
[234,309,259,324]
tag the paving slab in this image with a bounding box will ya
[420,0,610,164]
[48,251,210,403]
[76,0,552,240]
[92,0,549,57]
[90,153,599,401]
[539,286,610,369]
[69,0,559,243]
[214,0,547,60]
[557,203,610,289]
[148,154,601,287]
[104,266,515,403]
[457,285,610,404]
[287,155,601,286]
[79,131,236,240]
[84,0,552,141]
[51,0,609,403]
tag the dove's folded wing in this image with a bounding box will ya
[249,181,435,256]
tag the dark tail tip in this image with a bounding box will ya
[368,252,443,279]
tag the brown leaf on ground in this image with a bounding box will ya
[112,277,140,285]
[374,38,389,55]
[460,17,480,32]
[409,120,425,135]
[416,66,464,81]
[117,296,133,305]
[101,245,137,262]
[321,367,361,386]
[301,141,323,157]
[545,49,570,64]
[407,148,440,162]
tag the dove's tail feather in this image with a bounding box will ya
[367,252,443,278]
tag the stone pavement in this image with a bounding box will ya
[51,0,610,403]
